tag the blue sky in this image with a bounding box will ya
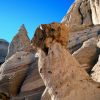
[0,0,74,42]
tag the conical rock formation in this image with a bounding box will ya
[6,24,32,59]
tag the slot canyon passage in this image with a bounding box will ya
[0,0,100,100]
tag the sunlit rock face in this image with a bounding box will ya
[0,39,9,65]
[0,51,35,96]
[72,38,98,73]
[31,22,69,52]
[90,0,100,25]
[61,0,93,32]
[32,22,100,100]
[6,24,32,59]
[37,42,100,100]
[91,39,100,82]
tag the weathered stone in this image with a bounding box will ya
[91,55,100,82]
[0,51,35,96]
[90,0,100,25]
[21,60,44,93]
[72,38,98,72]
[32,22,69,53]
[0,39,9,64]
[6,24,32,59]
[20,58,45,100]
[37,42,100,100]
[61,0,93,32]
[67,25,100,53]
[41,88,51,100]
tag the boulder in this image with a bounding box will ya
[72,38,98,72]
[6,24,32,59]
[0,51,35,96]
[0,39,9,64]
[90,0,100,25]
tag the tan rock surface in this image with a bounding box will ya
[90,0,100,25]
[41,88,51,100]
[91,55,100,82]
[32,22,69,52]
[61,0,93,32]
[67,25,100,53]
[37,42,100,100]
[6,24,32,59]
[20,59,45,100]
[32,22,100,100]
[21,62,44,93]
[72,38,98,72]
[0,51,35,96]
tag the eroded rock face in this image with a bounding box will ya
[61,0,93,32]
[41,88,51,100]
[91,39,100,82]
[67,25,100,53]
[0,51,35,96]
[32,22,100,100]
[91,55,100,82]
[6,24,32,59]
[21,60,44,93]
[90,0,100,25]
[72,38,98,72]
[32,22,69,54]
[20,58,45,100]
[0,39,9,65]
[37,42,100,100]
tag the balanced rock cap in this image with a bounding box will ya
[31,22,69,54]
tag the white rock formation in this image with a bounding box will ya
[90,0,100,25]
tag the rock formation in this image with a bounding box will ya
[91,55,100,82]
[32,22,100,100]
[0,39,9,65]
[0,51,35,96]
[67,25,100,53]
[0,0,100,100]
[91,39,100,82]
[6,24,32,59]
[61,0,93,32]
[32,22,69,53]
[73,38,99,73]
[0,25,45,100]
[41,88,51,100]
[20,58,45,100]
[38,42,100,100]
[90,0,100,25]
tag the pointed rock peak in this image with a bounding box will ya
[18,24,27,35]
[6,24,32,59]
